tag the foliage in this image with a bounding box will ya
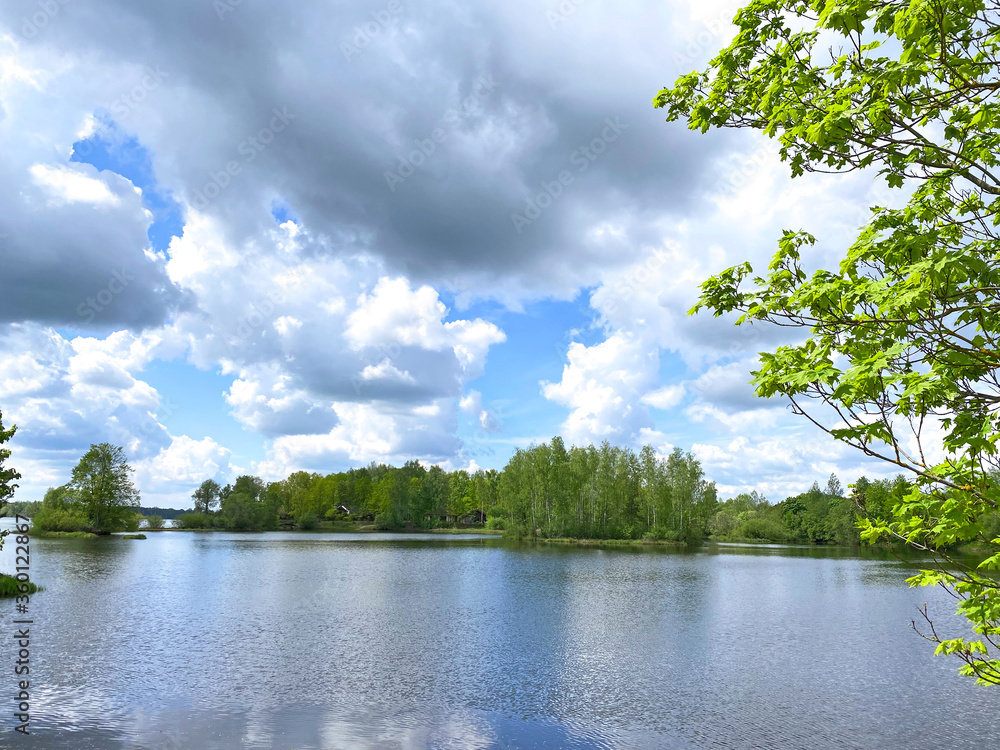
[0,574,40,598]
[32,486,92,533]
[0,407,22,550]
[297,512,319,530]
[30,530,97,539]
[495,441,717,541]
[137,506,189,520]
[219,475,279,531]
[710,490,797,542]
[655,0,1000,683]
[485,516,506,531]
[32,505,92,533]
[144,515,165,530]
[192,479,222,514]
[3,500,41,518]
[0,409,20,504]
[175,512,217,530]
[191,440,715,542]
[67,444,140,534]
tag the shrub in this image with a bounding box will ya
[325,507,348,522]
[32,504,90,533]
[123,513,141,533]
[175,512,213,529]
[374,512,399,530]
[144,515,165,530]
[736,516,789,542]
[708,511,739,538]
[642,526,679,542]
[297,513,318,530]
[484,516,505,531]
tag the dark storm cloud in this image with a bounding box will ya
[0,160,189,328]
[0,0,733,303]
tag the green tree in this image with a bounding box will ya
[0,408,21,549]
[448,470,474,521]
[0,409,20,508]
[655,0,1000,683]
[219,475,278,531]
[69,443,140,533]
[145,514,165,530]
[32,485,90,532]
[826,474,843,498]
[192,478,221,515]
[421,465,450,522]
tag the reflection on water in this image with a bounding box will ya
[0,527,996,749]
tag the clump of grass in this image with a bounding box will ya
[122,533,147,540]
[0,574,42,598]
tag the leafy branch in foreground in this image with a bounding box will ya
[0,408,21,551]
[655,0,1000,684]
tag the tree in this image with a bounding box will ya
[0,408,20,508]
[219,475,277,531]
[145,515,165,530]
[69,443,140,533]
[655,0,1000,684]
[826,473,844,498]
[192,478,222,515]
[0,408,21,549]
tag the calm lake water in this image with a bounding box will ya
[0,527,997,749]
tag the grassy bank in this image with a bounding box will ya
[152,522,495,534]
[30,530,99,539]
[512,536,687,548]
[427,527,501,535]
[0,574,42,597]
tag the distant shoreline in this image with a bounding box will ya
[135,526,504,535]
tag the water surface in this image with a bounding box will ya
[0,528,996,749]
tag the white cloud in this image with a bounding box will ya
[459,390,483,416]
[692,434,894,500]
[30,164,121,206]
[541,333,658,445]
[272,315,303,336]
[0,325,188,501]
[255,399,460,479]
[459,389,502,433]
[360,359,417,384]
[641,384,685,411]
[134,435,231,488]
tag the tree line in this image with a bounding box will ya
[24,435,997,550]
[170,439,721,540]
[167,438,951,547]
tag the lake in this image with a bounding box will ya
[0,528,997,749]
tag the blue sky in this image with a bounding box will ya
[0,0,896,507]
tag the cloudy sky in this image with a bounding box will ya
[0,0,900,508]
